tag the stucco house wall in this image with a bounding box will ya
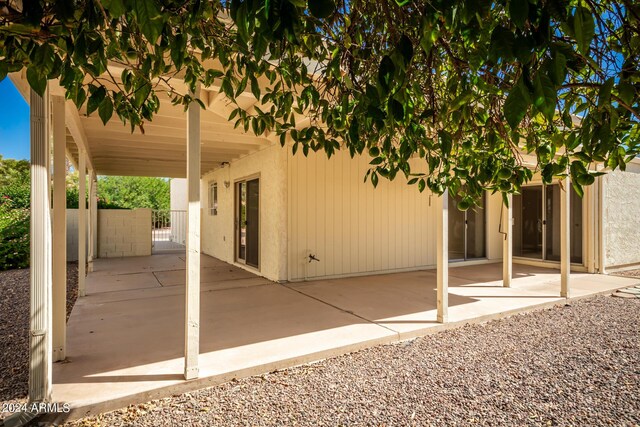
[200,145,288,282]
[170,178,188,211]
[603,162,640,269]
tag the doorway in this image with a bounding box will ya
[448,193,486,261]
[236,178,259,268]
[513,184,583,263]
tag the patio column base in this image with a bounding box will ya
[184,366,199,381]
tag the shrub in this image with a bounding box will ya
[0,198,30,270]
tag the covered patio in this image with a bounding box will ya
[51,254,636,420]
[7,66,615,418]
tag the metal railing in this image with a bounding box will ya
[152,210,187,253]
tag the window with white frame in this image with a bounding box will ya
[209,182,218,216]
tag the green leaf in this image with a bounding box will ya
[389,98,405,122]
[397,34,413,67]
[134,80,151,107]
[87,86,106,115]
[98,97,114,125]
[598,77,614,107]
[489,26,515,63]
[617,81,635,105]
[509,0,529,30]
[571,181,584,198]
[504,78,531,129]
[549,51,567,86]
[572,6,595,54]
[102,0,126,16]
[308,0,336,19]
[533,72,556,122]
[26,67,46,97]
[250,75,260,100]
[371,171,379,187]
[377,55,395,95]
[135,0,164,44]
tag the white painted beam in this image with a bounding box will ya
[51,96,67,362]
[503,193,513,287]
[29,86,53,402]
[78,152,87,297]
[436,190,448,323]
[560,177,571,298]
[65,101,95,172]
[184,85,201,380]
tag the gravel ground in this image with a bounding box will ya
[0,263,78,416]
[65,294,640,427]
[613,268,640,279]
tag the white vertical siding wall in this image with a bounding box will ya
[486,192,505,261]
[287,149,440,281]
[200,145,288,282]
[603,162,640,268]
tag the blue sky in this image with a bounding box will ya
[0,78,30,160]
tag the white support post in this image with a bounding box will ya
[78,152,87,296]
[598,175,607,274]
[51,95,66,362]
[502,193,513,287]
[561,177,571,298]
[185,86,201,380]
[29,86,53,402]
[88,172,98,271]
[436,189,448,323]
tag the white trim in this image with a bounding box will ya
[513,256,588,272]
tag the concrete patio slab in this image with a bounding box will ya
[86,271,162,294]
[153,266,257,287]
[51,254,639,422]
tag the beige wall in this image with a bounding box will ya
[287,149,505,281]
[199,144,507,282]
[170,178,188,211]
[97,209,152,258]
[200,145,288,282]
[603,162,640,268]
[287,149,433,281]
[65,209,88,262]
[485,192,504,261]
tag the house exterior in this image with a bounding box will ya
[199,143,640,283]
[5,67,640,406]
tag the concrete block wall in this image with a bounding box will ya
[98,209,152,258]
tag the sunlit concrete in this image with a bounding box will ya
[51,255,638,421]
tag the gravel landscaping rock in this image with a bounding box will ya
[0,263,78,418]
[613,268,640,279]
[66,294,640,427]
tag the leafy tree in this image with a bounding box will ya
[0,155,30,186]
[0,0,638,207]
[0,154,169,269]
[97,176,170,211]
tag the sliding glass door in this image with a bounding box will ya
[513,184,582,264]
[236,178,259,268]
[448,193,486,261]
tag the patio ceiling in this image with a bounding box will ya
[9,69,274,178]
